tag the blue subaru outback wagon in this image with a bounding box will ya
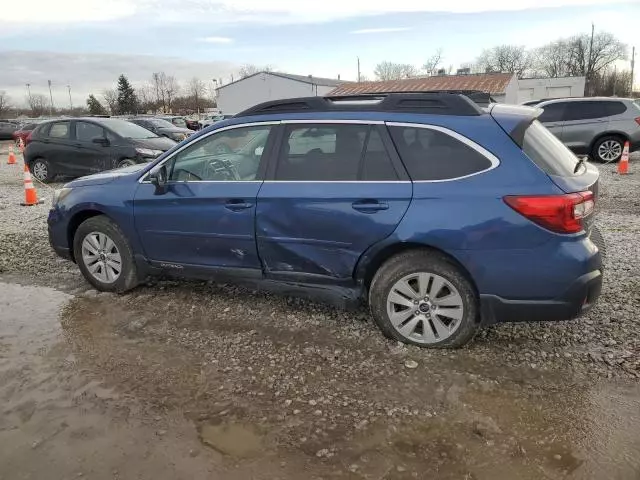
[48,93,603,348]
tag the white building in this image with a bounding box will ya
[516,77,586,103]
[216,72,345,114]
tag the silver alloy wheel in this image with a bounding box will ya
[386,272,464,344]
[81,232,122,284]
[598,140,622,162]
[32,162,48,181]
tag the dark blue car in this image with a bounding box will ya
[48,93,603,348]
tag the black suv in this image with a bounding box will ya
[129,117,194,142]
[25,117,176,182]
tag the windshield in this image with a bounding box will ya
[100,118,159,138]
[522,120,581,176]
[148,118,176,128]
[169,117,187,128]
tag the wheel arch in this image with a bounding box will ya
[66,209,111,262]
[356,242,479,297]
[589,131,629,153]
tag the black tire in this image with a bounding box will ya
[591,135,624,163]
[114,158,136,169]
[369,250,479,348]
[73,215,139,293]
[30,158,53,182]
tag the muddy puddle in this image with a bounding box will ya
[1,280,639,479]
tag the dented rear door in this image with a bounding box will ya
[256,122,411,281]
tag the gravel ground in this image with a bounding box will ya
[0,140,638,383]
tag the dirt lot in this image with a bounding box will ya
[1,140,639,479]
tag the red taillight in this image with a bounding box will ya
[635,117,640,126]
[504,191,594,234]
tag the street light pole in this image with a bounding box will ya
[67,84,73,111]
[212,79,218,110]
[47,80,54,116]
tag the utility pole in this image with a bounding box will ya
[587,22,595,95]
[47,80,54,116]
[357,57,361,83]
[631,46,636,95]
[67,84,73,111]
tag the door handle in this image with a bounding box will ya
[224,200,253,211]
[352,200,389,213]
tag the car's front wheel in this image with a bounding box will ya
[369,250,479,348]
[592,136,624,163]
[30,158,53,182]
[73,215,139,292]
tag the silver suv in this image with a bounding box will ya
[537,97,640,162]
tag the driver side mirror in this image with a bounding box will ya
[149,165,168,195]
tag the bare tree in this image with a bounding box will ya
[591,68,632,97]
[536,31,626,91]
[136,83,156,113]
[102,88,118,114]
[152,72,167,112]
[475,45,532,76]
[535,40,573,77]
[187,77,206,113]
[0,91,10,118]
[28,93,47,117]
[373,61,419,81]
[238,64,272,79]
[422,49,443,76]
[164,75,180,112]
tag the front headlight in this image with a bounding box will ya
[52,187,72,206]
[172,133,186,141]
[136,148,162,157]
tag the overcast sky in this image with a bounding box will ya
[1,0,638,108]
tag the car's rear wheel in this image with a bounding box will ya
[73,215,139,292]
[369,250,479,348]
[592,136,624,163]
[30,158,53,182]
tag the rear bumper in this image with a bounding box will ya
[480,269,602,324]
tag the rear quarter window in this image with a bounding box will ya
[522,121,579,177]
[605,102,627,116]
[389,125,495,181]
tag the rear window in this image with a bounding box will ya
[522,121,580,176]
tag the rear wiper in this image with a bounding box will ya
[574,156,586,174]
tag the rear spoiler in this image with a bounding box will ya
[489,104,542,147]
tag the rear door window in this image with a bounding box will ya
[522,121,579,176]
[48,122,70,139]
[388,125,494,181]
[276,124,367,181]
[275,124,398,181]
[562,101,614,121]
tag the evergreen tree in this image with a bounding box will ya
[116,74,138,114]
[86,94,108,115]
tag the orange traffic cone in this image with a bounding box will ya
[21,164,42,206]
[617,141,630,175]
[7,145,16,165]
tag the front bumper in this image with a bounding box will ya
[480,268,602,324]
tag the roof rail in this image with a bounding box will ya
[235,92,485,118]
